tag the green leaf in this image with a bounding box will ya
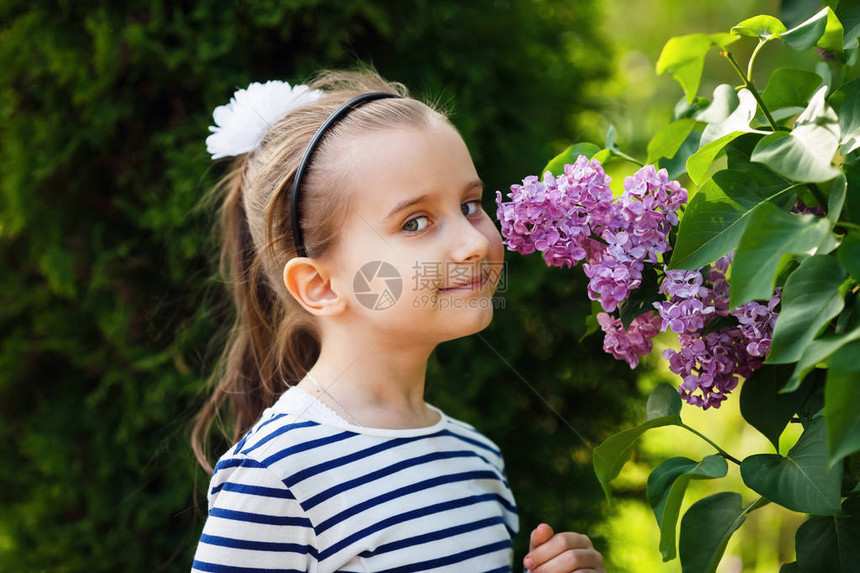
[657,34,726,104]
[838,232,860,280]
[732,15,787,40]
[827,175,847,224]
[817,8,844,52]
[829,78,860,156]
[825,340,860,465]
[751,86,841,183]
[669,170,796,271]
[729,203,833,308]
[647,455,728,561]
[647,119,697,164]
[779,562,799,573]
[760,68,824,111]
[782,7,832,51]
[659,130,702,180]
[837,4,860,50]
[698,87,763,146]
[740,417,843,515]
[542,142,601,176]
[593,416,682,500]
[687,131,748,185]
[795,513,860,573]
[768,255,846,364]
[783,300,860,392]
[740,365,814,451]
[678,492,747,573]
[646,382,682,420]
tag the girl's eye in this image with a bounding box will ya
[402,200,483,233]
[402,215,429,233]
[462,199,483,216]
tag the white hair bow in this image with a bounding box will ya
[206,80,324,160]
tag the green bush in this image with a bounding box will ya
[0,1,639,570]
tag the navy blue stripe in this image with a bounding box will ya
[192,560,303,573]
[318,493,508,559]
[284,435,425,486]
[358,516,506,558]
[210,481,296,500]
[485,566,513,572]
[240,420,320,455]
[210,508,312,527]
[303,450,479,509]
[255,412,291,434]
[317,470,500,533]
[199,534,315,556]
[212,457,265,483]
[261,431,357,465]
[442,429,501,457]
[375,539,512,573]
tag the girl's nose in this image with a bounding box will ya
[449,213,490,264]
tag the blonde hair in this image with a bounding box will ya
[192,68,451,472]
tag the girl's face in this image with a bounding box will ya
[327,121,505,346]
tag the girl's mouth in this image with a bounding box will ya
[439,273,488,293]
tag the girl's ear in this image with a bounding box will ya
[282,257,347,316]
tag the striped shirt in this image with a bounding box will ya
[191,387,519,572]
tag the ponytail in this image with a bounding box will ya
[191,158,319,474]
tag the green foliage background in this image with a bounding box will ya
[0,1,641,570]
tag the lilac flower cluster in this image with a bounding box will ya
[654,253,780,409]
[496,156,687,313]
[597,311,662,369]
[495,156,780,409]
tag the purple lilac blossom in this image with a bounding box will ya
[655,252,780,408]
[495,157,687,313]
[597,311,662,369]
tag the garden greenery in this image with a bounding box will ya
[496,5,860,572]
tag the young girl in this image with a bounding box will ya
[191,69,606,573]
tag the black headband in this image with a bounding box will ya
[290,91,401,258]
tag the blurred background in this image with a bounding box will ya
[0,0,824,571]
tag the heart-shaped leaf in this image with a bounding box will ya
[795,513,860,573]
[729,203,833,308]
[732,15,787,40]
[768,254,846,364]
[825,340,860,465]
[782,9,827,51]
[760,68,824,111]
[646,383,683,420]
[669,170,796,271]
[647,455,728,560]
[679,492,748,573]
[657,34,738,103]
[740,365,814,451]
[594,384,682,499]
[740,417,843,515]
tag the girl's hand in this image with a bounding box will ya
[523,523,606,573]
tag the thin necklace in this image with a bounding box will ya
[305,371,362,427]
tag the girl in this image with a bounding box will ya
[191,68,606,573]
